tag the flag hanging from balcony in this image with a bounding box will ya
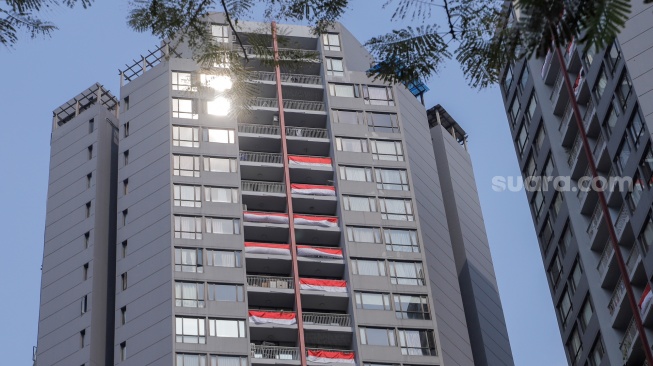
[297,245,343,259]
[288,155,332,168]
[248,310,297,325]
[307,350,355,364]
[300,278,347,293]
[639,283,652,316]
[243,211,289,224]
[245,242,291,256]
[291,183,336,196]
[294,214,338,228]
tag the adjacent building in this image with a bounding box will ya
[36,14,514,366]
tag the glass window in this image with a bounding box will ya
[210,355,247,366]
[363,85,394,106]
[531,189,544,219]
[172,72,193,91]
[376,168,409,191]
[615,138,632,175]
[339,166,373,182]
[526,94,537,122]
[176,317,206,344]
[326,57,344,76]
[394,294,430,319]
[627,172,643,212]
[548,250,562,289]
[174,216,202,239]
[323,33,341,51]
[567,326,582,365]
[352,259,386,276]
[558,288,572,326]
[627,108,645,148]
[638,213,653,251]
[173,98,198,119]
[175,248,203,273]
[343,195,377,212]
[212,24,230,43]
[551,193,563,220]
[589,336,605,366]
[579,298,593,331]
[332,109,363,124]
[593,66,608,102]
[569,259,582,294]
[205,187,238,203]
[606,40,621,73]
[540,216,554,250]
[175,282,205,308]
[509,96,520,126]
[355,292,392,311]
[384,229,419,252]
[583,43,597,68]
[204,157,238,173]
[177,354,206,366]
[398,329,437,356]
[559,223,572,255]
[503,65,513,91]
[639,146,653,186]
[534,123,545,153]
[603,99,619,137]
[347,226,382,243]
[370,140,404,161]
[524,154,536,179]
[359,327,396,346]
[368,113,400,133]
[329,83,358,98]
[174,185,202,207]
[336,137,368,153]
[388,261,425,285]
[205,217,240,235]
[173,126,200,147]
[209,319,246,338]
[203,128,235,144]
[379,198,414,221]
[616,71,633,110]
[208,283,244,302]
[519,66,530,90]
[206,249,242,267]
[516,123,528,155]
[174,155,201,177]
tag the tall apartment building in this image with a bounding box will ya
[499,2,653,366]
[36,14,514,366]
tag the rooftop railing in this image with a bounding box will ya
[251,344,300,360]
[303,312,351,327]
[241,180,286,194]
[239,151,283,164]
[247,275,294,289]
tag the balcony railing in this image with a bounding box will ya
[577,166,591,202]
[615,204,629,238]
[583,99,595,128]
[597,239,614,277]
[620,318,638,358]
[286,126,328,139]
[587,204,602,239]
[560,102,572,133]
[251,97,325,111]
[608,277,625,315]
[241,44,318,58]
[626,244,641,276]
[593,133,605,160]
[240,151,283,164]
[251,344,300,360]
[247,275,294,289]
[303,312,351,327]
[242,180,286,194]
[568,135,582,167]
[250,71,322,85]
[238,123,280,135]
[551,72,564,101]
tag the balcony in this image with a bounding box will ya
[251,97,326,113]
[238,123,281,152]
[303,312,351,327]
[541,49,560,85]
[306,348,355,365]
[250,344,300,365]
[593,133,606,163]
[300,278,349,312]
[294,214,340,246]
[292,184,337,216]
[608,277,626,314]
[250,71,323,86]
[615,204,630,240]
[583,99,599,136]
[242,180,286,213]
[244,211,289,243]
[587,204,605,250]
[286,126,330,156]
[240,151,284,181]
[289,155,334,185]
[597,239,617,286]
[249,310,298,345]
[559,102,577,146]
[245,242,292,275]
[626,244,643,282]
[247,275,295,309]
[297,246,345,278]
[609,277,631,328]
[241,44,319,60]
[550,72,569,116]
[620,318,640,364]
[304,313,354,349]
[567,134,586,179]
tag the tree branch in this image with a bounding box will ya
[220,0,249,62]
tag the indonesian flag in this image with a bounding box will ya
[294,214,338,228]
[288,155,332,168]
[248,310,297,325]
[291,184,336,196]
[245,242,290,256]
[573,71,583,96]
[300,278,347,293]
[297,245,343,259]
[307,350,355,364]
[243,211,289,224]
[639,283,653,316]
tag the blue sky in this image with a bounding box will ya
[0,1,566,365]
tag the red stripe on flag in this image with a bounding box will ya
[248,310,296,320]
[294,214,338,224]
[297,245,343,257]
[291,184,335,191]
[300,278,347,287]
[307,350,355,360]
[245,242,290,250]
[288,155,332,165]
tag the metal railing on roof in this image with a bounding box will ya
[53,83,119,128]
[119,42,181,85]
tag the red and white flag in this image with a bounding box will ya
[307,350,355,364]
[291,183,336,196]
[294,214,338,228]
[245,242,291,256]
[297,245,343,259]
[243,211,289,224]
[300,278,347,293]
[288,155,332,168]
[248,310,297,325]
[640,283,653,316]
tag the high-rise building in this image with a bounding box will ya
[498,2,653,366]
[35,14,514,366]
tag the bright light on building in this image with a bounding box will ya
[203,74,233,92]
[207,96,230,116]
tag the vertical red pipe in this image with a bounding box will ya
[272,21,308,366]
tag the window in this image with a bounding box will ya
[85,202,91,218]
[205,187,238,203]
[174,155,201,177]
[172,71,193,91]
[175,248,203,272]
[531,189,544,219]
[204,128,235,144]
[368,113,400,133]
[370,140,404,161]
[388,261,425,285]
[120,306,126,325]
[509,96,520,126]
[606,40,621,73]
[352,259,386,276]
[176,317,206,344]
[615,138,632,175]
[175,282,205,307]
[205,217,241,235]
[588,336,605,366]
[639,146,653,186]
[339,166,373,182]
[212,24,229,43]
[379,198,414,221]
[83,263,88,280]
[516,123,528,156]
[210,355,247,366]
[524,154,536,179]
[204,157,237,173]
[87,145,93,160]
[332,109,363,124]
[551,193,563,220]
[174,216,202,239]
[122,209,128,225]
[209,319,246,338]
[548,251,562,288]
[84,232,90,248]
[526,94,537,123]
[603,99,620,137]
[503,65,513,91]
[124,121,130,137]
[583,43,597,68]
[558,287,572,326]
[120,341,126,361]
[80,329,85,348]
[394,294,430,319]
[123,179,128,195]
[336,137,368,153]
[81,295,87,314]
[543,155,554,178]
[540,216,554,250]
[206,249,242,268]
[326,57,344,76]
[639,213,653,251]
[121,272,128,290]
[86,173,92,188]
[343,195,377,212]
[347,226,382,244]
[329,83,359,98]
[173,184,201,207]
[177,354,206,366]
[385,229,419,252]
[616,71,633,110]
[359,327,396,346]
[173,126,199,147]
[123,96,130,111]
[208,283,245,302]
[173,98,198,119]
[559,223,572,256]
[123,150,129,165]
[88,119,94,133]
[322,33,341,51]
[121,241,127,258]
[593,66,608,102]
[627,108,645,148]
[568,259,582,294]
[362,85,394,106]
[398,329,437,356]
[534,123,545,153]
[519,66,530,90]
[627,172,643,212]
[578,298,593,331]
[355,292,392,310]
[566,326,582,365]
[375,169,409,191]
